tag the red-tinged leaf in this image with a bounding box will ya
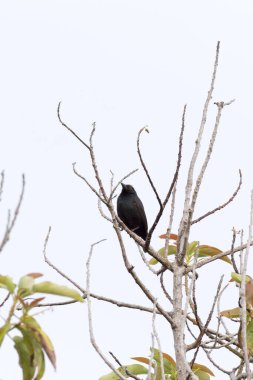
[246,278,253,305]
[131,356,150,365]
[192,363,214,376]
[152,348,176,374]
[162,352,176,366]
[26,273,43,279]
[220,307,241,318]
[159,233,178,240]
[247,320,253,355]
[28,297,45,309]
[198,245,232,264]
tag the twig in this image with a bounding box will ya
[192,169,242,225]
[145,104,186,251]
[111,209,174,326]
[0,170,4,202]
[0,174,25,253]
[0,292,10,307]
[89,122,108,202]
[160,271,173,304]
[109,352,141,380]
[239,190,253,379]
[185,239,253,273]
[230,227,239,273]
[137,126,162,207]
[152,300,165,380]
[57,102,90,151]
[72,162,106,204]
[136,244,160,275]
[86,239,127,380]
[177,42,220,266]
[108,168,139,202]
[43,227,84,293]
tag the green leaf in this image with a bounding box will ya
[198,245,231,264]
[18,275,35,296]
[247,320,253,355]
[0,322,12,346]
[220,307,241,318]
[192,363,214,378]
[33,281,84,302]
[99,364,148,379]
[0,275,16,293]
[23,316,56,369]
[152,348,176,374]
[17,327,46,380]
[231,273,252,283]
[14,335,36,380]
[186,241,199,262]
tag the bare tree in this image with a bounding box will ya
[39,41,253,379]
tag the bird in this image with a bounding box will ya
[117,183,148,240]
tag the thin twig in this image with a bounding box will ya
[72,162,106,204]
[0,174,25,253]
[152,300,165,380]
[145,104,186,251]
[0,170,4,202]
[43,227,84,293]
[177,42,220,265]
[0,292,10,307]
[109,352,141,380]
[108,168,139,202]
[160,271,173,304]
[137,126,162,207]
[192,169,242,225]
[86,239,127,380]
[239,190,253,379]
[57,102,91,151]
[185,239,253,273]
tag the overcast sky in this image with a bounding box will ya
[1,1,253,379]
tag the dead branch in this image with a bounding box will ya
[144,104,186,251]
[0,174,25,253]
[191,169,242,225]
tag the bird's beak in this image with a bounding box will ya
[121,183,126,190]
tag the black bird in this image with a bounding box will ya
[117,183,148,240]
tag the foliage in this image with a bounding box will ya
[0,272,83,379]
[100,348,214,379]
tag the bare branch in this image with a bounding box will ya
[185,239,253,273]
[0,170,4,202]
[160,271,173,304]
[109,352,141,380]
[72,162,107,205]
[152,300,165,380]
[57,102,91,151]
[145,104,186,251]
[239,190,253,379]
[177,41,220,265]
[192,169,242,225]
[108,168,139,202]
[86,239,127,380]
[0,174,25,253]
[43,226,84,293]
[137,126,162,208]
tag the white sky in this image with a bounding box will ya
[0,1,253,379]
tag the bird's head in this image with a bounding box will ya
[121,183,137,195]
